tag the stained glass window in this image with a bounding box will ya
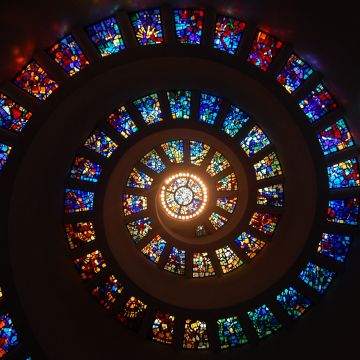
[195,224,207,237]
[161,140,184,163]
[327,159,359,189]
[13,61,59,101]
[235,232,266,259]
[199,93,223,125]
[240,125,271,157]
[0,93,32,132]
[317,233,351,263]
[327,198,359,226]
[64,189,94,213]
[257,184,284,207]
[174,9,204,44]
[164,247,186,275]
[213,16,246,54]
[73,250,106,281]
[127,168,153,189]
[247,31,283,71]
[126,217,152,244]
[216,173,238,191]
[141,235,167,263]
[206,151,230,176]
[190,140,210,166]
[86,16,125,57]
[217,316,248,349]
[247,305,282,339]
[0,313,19,357]
[0,143,12,172]
[130,9,164,46]
[122,194,147,215]
[253,152,282,180]
[167,90,191,120]
[209,212,228,230]
[183,319,209,350]
[299,262,335,294]
[299,83,337,123]
[317,119,354,155]
[83,129,118,158]
[116,296,147,330]
[193,252,215,278]
[277,54,313,93]
[216,197,237,213]
[48,34,89,76]
[91,275,124,310]
[276,287,311,320]
[221,105,249,138]
[134,93,163,125]
[216,245,243,274]
[106,106,138,138]
[0,287,2,301]
[69,156,102,183]
[250,212,278,235]
[65,221,96,250]
[152,311,175,345]
[140,149,166,173]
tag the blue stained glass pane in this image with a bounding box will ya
[299,262,335,294]
[317,233,351,263]
[217,316,248,349]
[327,198,359,225]
[0,143,12,172]
[64,189,94,213]
[199,93,223,125]
[327,158,360,189]
[107,106,138,138]
[240,125,271,157]
[247,305,282,339]
[0,313,20,356]
[134,93,163,125]
[140,149,166,173]
[84,129,118,158]
[276,287,312,320]
[167,90,191,119]
[221,105,250,137]
[69,156,102,183]
[174,9,204,44]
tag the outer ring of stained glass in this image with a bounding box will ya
[160,173,208,220]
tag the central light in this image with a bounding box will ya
[160,173,208,220]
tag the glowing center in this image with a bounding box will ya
[161,173,208,220]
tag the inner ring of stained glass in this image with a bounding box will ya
[161,173,208,220]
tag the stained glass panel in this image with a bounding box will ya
[65,221,96,250]
[107,106,138,138]
[235,232,266,259]
[140,149,166,173]
[253,152,282,180]
[190,140,210,166]
[257,184,284,207]
[164,247,186,275]
[69,156,102,183]
[216,173,238,191]
[327,159,359,189]
[248,31,283,71]
[127,168,153,189]
[209,212,228,230]
[161,140,184,163]
[0,313,19,357]
[317,119,354,155]
[247,305,282,339]
[192,252,215,278]
[0,287,2,301]
[221,105,249,138]
[299,262,335,294]
[86,16,125,57]
[91,275,124,310]
[73,250,106,281]
[130,9,164,45]
[141,235,167,263]
[48,34,89,76]
[0,143,12,172]
[183,319,209,350]
[174,9,204,44]
[134,93,163,125]
[317,233,351,263]
[217,316,248,349]
[64,189,94,213]
[277,54,313,93]
[215,245,243,274]
[199,93,223,125]
[167,90,191,119]
[216,197,237,213]
[276,287,312,320]
[249,212,278,235]
[0,93,32,132]
[152,311,175,345]
[299,83,337,123]
[126,217,152,244]
[206,151,230,176]
[326,198,359,225]
[116,296,147,330]
[240,125,271,157]
[122,194,147,216]
[84,129,118,158]
[13,61,59,101]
